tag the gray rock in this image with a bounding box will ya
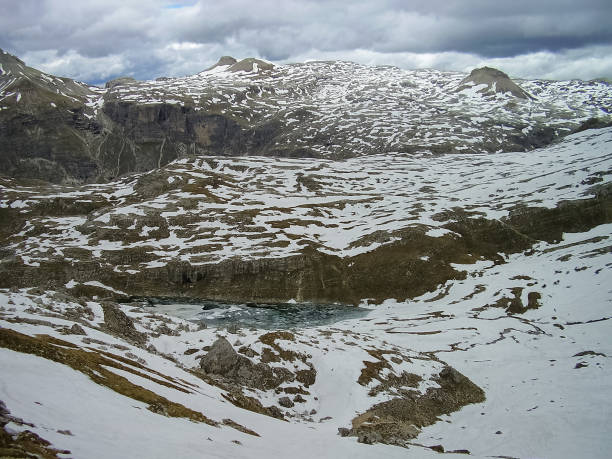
[69,323,87,335]
[439,365,463,384]
[105,76,137,89]
[278,396,294,408]
[154,323,179,336]
[200,337,239,375]
[60,323,87,335]
[357,430,383,444]
[101,302,146,345]
[200,338,290,390]
[266,405,284,419]
[238,345,258,358]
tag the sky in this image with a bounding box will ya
[1,0,611,85]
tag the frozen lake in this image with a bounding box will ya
[145,299,371,330]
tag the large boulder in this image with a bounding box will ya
[200,337,291,390]
[101,302,146,345]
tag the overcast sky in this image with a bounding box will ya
[1,0,611,84]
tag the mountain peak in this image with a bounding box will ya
[205,56,275,74]
[205,55,238,71]
[458,66,533,99]
[469,66,510,79]
[0,48,26,70]
[227,57,274,73]
[216,55,238,67]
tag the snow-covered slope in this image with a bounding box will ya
[0,211,609,458]
[0,125,610,457]
[0,48,100,105]
[1,126,609,303]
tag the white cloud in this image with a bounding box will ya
[286,45,612,81]
[22,49,129,83]
[477,45,612,80]
[18,44,612,85]
[2,0,611,82]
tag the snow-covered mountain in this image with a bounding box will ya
[0,50,611,458]
[1,49,611,183]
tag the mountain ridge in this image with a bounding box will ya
[1,49,610,184]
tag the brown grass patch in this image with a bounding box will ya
[258,331,307,363]
[357,349,421,396]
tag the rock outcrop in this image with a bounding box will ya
[101,302,146,345]
[205,55,238,71]
[200,337,291,390]
[105,77,138,89]
[346,366,485,446]
[457,66,533,99]
[227,58,274,73]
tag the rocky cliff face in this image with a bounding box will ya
[1,50,610,184]
[98,99,288,175]
[0,50,103,183]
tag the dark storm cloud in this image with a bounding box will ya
[0,0,611,82]
[167,0,612,57]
